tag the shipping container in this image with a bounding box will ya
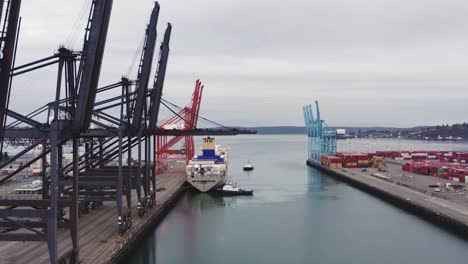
[343,162,357,168]
[320,155,343,169]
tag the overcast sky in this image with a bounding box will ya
[10,0,468,127]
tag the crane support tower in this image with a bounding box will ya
[156,80,203,173]
[303,101,337,164]
[0,1,255,263]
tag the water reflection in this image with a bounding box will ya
[125,136,468,264]
[187,191,238,208]
[307,167,323,193]
[307,168,340,201]
[131,232,156,263]
[243,170,253,177]
[142,192,244,263]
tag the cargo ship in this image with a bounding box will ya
[186,137,228,192]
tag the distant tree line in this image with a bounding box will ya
[352,122,468,139]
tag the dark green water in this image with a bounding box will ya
[126,135,468,264]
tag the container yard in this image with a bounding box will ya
[322,150,468,183]
[303,103,468,238]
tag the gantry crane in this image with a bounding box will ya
[0,1,254,263]
[156,79,203,173]
[303,101,337,163]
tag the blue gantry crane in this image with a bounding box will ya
[303,101,337,164]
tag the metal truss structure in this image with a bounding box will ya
[303,101,337,163]
[0,1,254,263]
[156,79,203,173]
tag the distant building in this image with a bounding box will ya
[336,128,352,139]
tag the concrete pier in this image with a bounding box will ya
[0,164,187,264]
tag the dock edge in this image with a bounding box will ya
[307,159,468,240]
[105,183,189,263]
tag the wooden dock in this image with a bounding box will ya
[0,164,187,264]
[307,160,468,238]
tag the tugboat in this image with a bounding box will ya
[214,183,253,196]
[186,137,228,192]
[243,161,254,171]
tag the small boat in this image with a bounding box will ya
[243,161,254,171]
[214,183,253,196]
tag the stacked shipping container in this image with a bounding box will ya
[370,156,385,169]
[336,152,369,168]
[321,150,468,182]
[455,152,468,163]
[402,161,468,183]
[321,153,371,169]
[343,155,357,168]
[320,155,343,169]
[374,150,468,163]
[356,154,369,168]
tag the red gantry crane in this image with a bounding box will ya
[156,79,204,173]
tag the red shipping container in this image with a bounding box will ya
[402,163,411,172]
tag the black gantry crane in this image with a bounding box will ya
[0,0,114,263]
[0,1,255,263]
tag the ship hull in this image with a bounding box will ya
[187,175,226,192]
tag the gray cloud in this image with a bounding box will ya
[9,0,468,127]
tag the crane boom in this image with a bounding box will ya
[132,2,160,128]
[73,0,113,132]
[149,23,171,129]
[0,0,21,150]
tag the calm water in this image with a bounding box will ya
[126,135,468,264]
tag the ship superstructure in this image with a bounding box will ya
[186,137,227,192]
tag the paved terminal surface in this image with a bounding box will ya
[328,163,468,227]
[384,161,468,207]
[0,164,186,264]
